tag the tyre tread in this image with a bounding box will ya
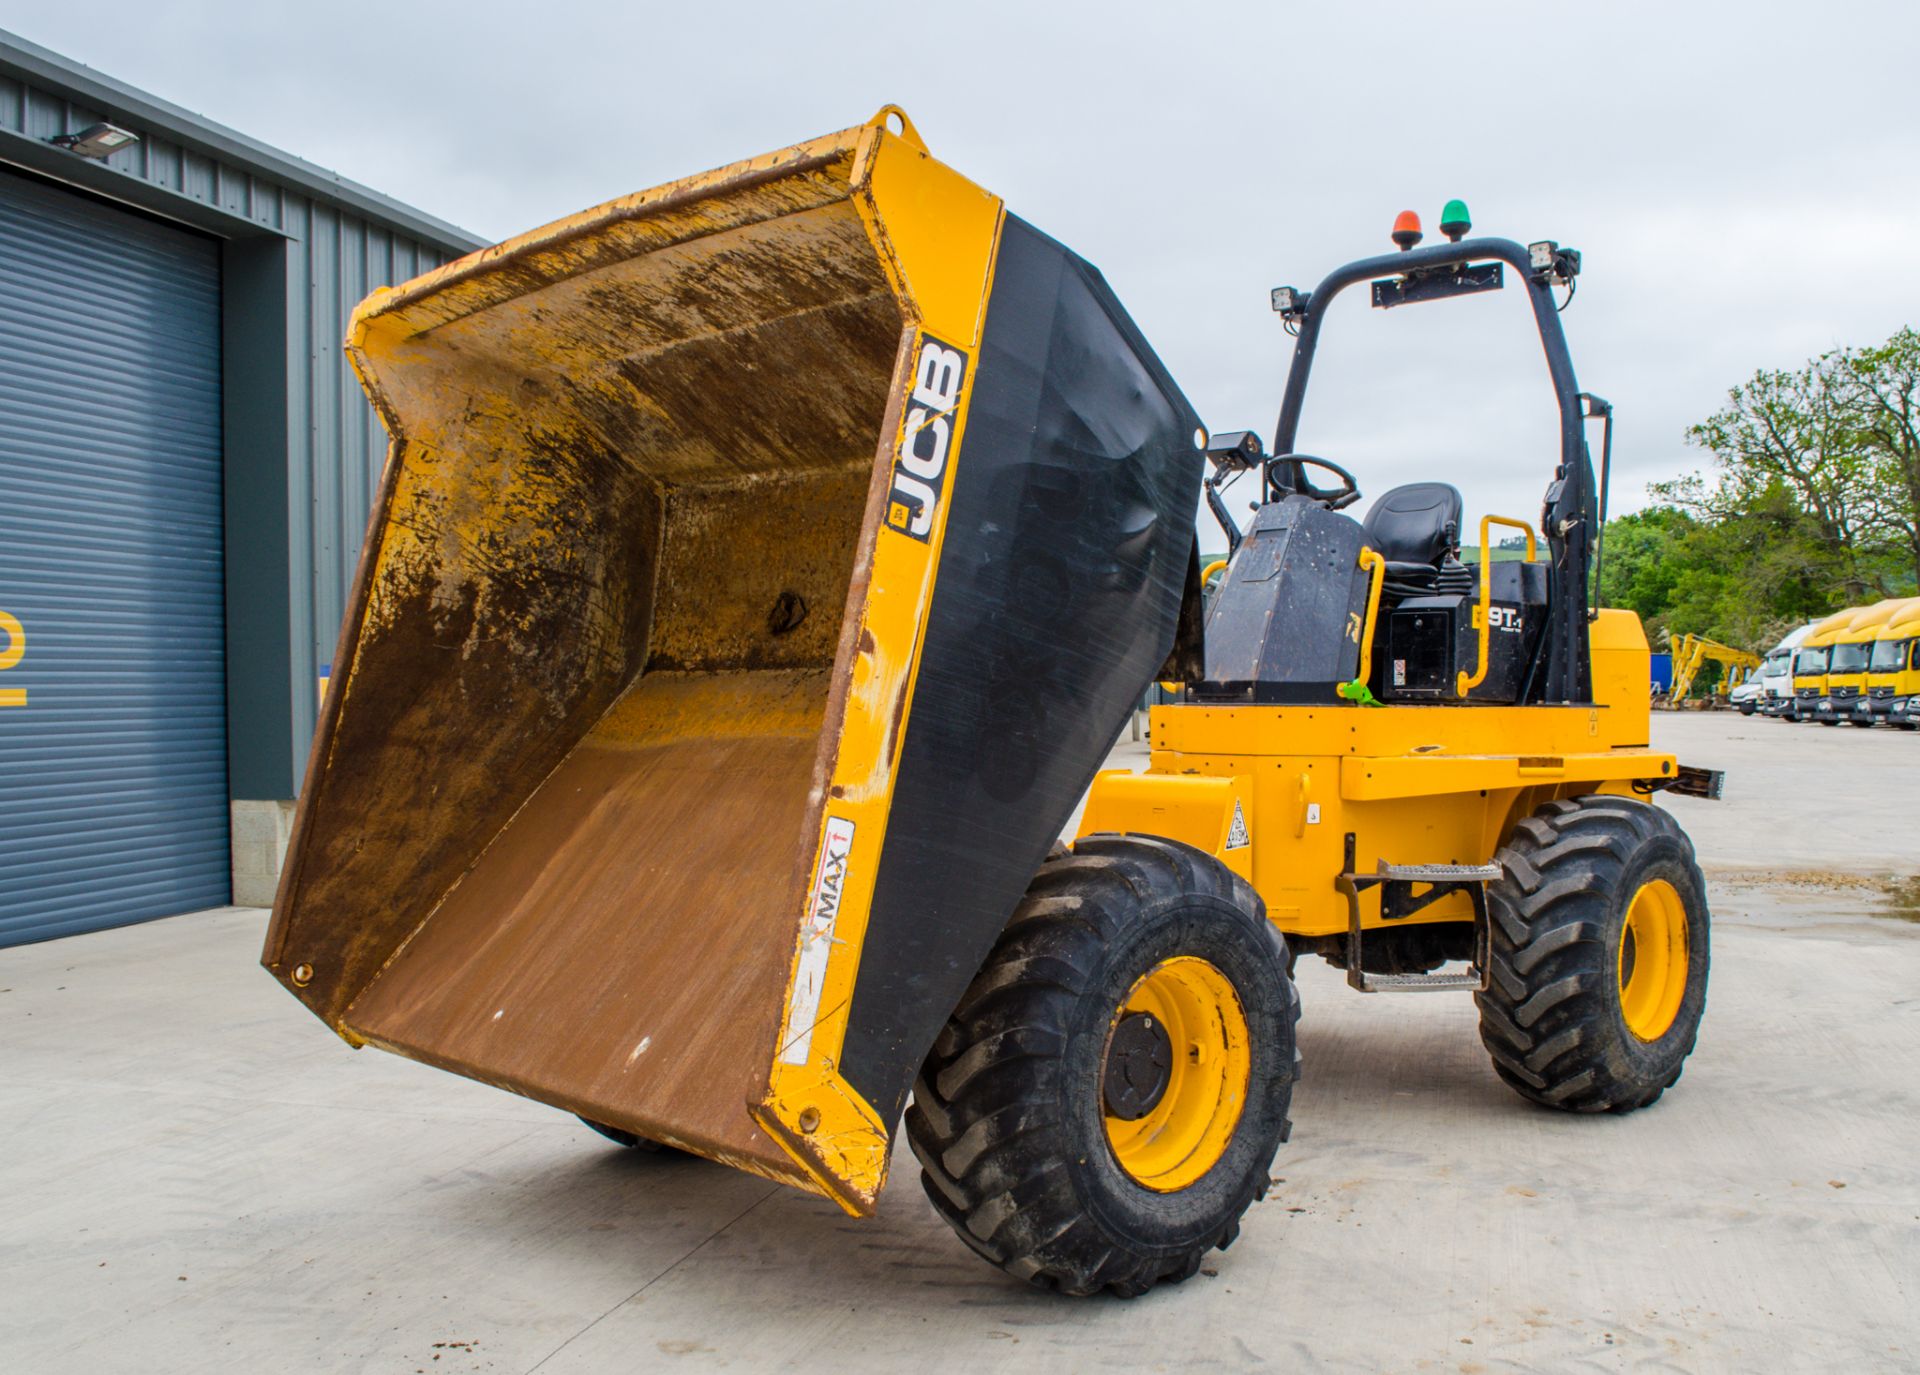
[907,834,1296,1297]
[1474,795,1708,1113]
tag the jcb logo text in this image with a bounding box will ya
[887,336,968,542]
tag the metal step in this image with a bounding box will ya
[1376,861,1502,883]
[1358,970,1485,993]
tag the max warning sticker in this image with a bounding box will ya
[1225,801,1251,850]
[779,816,857,1066]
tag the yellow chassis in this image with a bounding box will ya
[1079,610,1675,938]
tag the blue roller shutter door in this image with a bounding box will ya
[0,170,228,944]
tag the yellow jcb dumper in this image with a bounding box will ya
[266,115,1721,1298]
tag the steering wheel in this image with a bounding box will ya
[1268,453,1361,510]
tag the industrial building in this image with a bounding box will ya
[0,30,486,944]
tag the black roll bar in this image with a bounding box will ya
[1269,237,1596,704]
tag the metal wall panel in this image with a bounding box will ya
[0,170,229,943]
[1,31,482,798]
[283,204,439,779]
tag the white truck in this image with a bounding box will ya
[1734,621,1816,716]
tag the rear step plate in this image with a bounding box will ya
[1376,862,1502,883]
[1358,971,1484,993]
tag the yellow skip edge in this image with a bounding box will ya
[750,108,1006,1214]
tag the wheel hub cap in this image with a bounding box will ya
[1102,1012,1173,1120]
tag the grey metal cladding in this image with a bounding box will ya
[1,29,485,795]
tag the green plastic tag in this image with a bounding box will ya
[1338,679,1385,708]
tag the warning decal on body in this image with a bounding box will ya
[779,816,856,1066]
[1225,800,1251,850]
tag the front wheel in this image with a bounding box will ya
[906,835,1298,1298]
[1477,796,1709,1113]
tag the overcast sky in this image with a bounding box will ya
[11,2,1917,546]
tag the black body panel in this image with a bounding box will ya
[838,216,1204,1124]
[1383,596,1465,698]
[1196,496,1369,704]
[1378,559,1547,704]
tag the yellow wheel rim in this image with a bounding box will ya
[1618,878,1689,1041]
[1102,957,1251,1192]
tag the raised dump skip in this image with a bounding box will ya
[264,110,1204,1212]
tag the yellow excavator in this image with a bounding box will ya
[1665,633,1761,707]
[264,111,1721,1297]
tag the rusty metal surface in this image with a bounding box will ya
[262,124,905,1186]
[346,670,838,1183]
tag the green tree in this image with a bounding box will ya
[1671,354,1890,601]
[1597,492,1856,651]
[1594,506,1691,625]
[1834,327,1920,589]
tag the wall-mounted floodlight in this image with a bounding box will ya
[50,122,141,160]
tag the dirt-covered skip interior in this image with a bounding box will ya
[269,149,907,1183]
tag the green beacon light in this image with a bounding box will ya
[1439,199,1472,243]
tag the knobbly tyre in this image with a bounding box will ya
[265,111,1720,1298]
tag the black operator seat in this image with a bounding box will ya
[1360,482,1472,604]
[1361,482,1464,578]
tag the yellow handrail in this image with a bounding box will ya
[1338,546,1387,705]
[1456,515,1538,697]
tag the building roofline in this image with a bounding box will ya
[0,28,489,254]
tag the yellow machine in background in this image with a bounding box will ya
[1665,633,1761,708]
[1860,599,1920,728]
[1826,598,1917,725]
[1790,609,1855,722]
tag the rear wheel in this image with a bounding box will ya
[1477,795,1709,1112]
[906,835,1298,1297]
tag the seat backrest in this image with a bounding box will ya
[1360,482,1463,566]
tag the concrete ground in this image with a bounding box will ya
[2,713,1916,1373]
